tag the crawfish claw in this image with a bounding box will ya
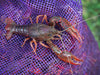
[72,55,83,62]
[58,51,83,65]
[68,55,83,65]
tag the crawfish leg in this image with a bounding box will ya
[23,16,33,24]
[29,17,33,24]
[52,37,60,40]
[21,38,30,47]
[41,15,48,24]
[39,41,49,48]
[54,34,63,42]
[53,34,61,39]
[36,15,43,23]
[36,15,48,24]
[30,38,37,55]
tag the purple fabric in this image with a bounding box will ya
[0,0,100,75]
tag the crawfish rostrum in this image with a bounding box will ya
[4,15,83,65]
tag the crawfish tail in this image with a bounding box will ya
[5,18,16,30]
[5,18,16,40]
[5,18,29,40]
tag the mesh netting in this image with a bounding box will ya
[0,0,100,75]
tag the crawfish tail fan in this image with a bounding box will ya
[0,0,100,75]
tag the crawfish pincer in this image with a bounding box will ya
[47,40,83,65]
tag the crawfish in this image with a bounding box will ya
[5,15,83,65]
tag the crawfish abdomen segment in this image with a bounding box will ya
[13,25,29,36]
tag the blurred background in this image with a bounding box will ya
[82,0,100,49]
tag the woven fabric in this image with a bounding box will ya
[0,0,100,75]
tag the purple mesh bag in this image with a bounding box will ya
[0,0,100,75]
